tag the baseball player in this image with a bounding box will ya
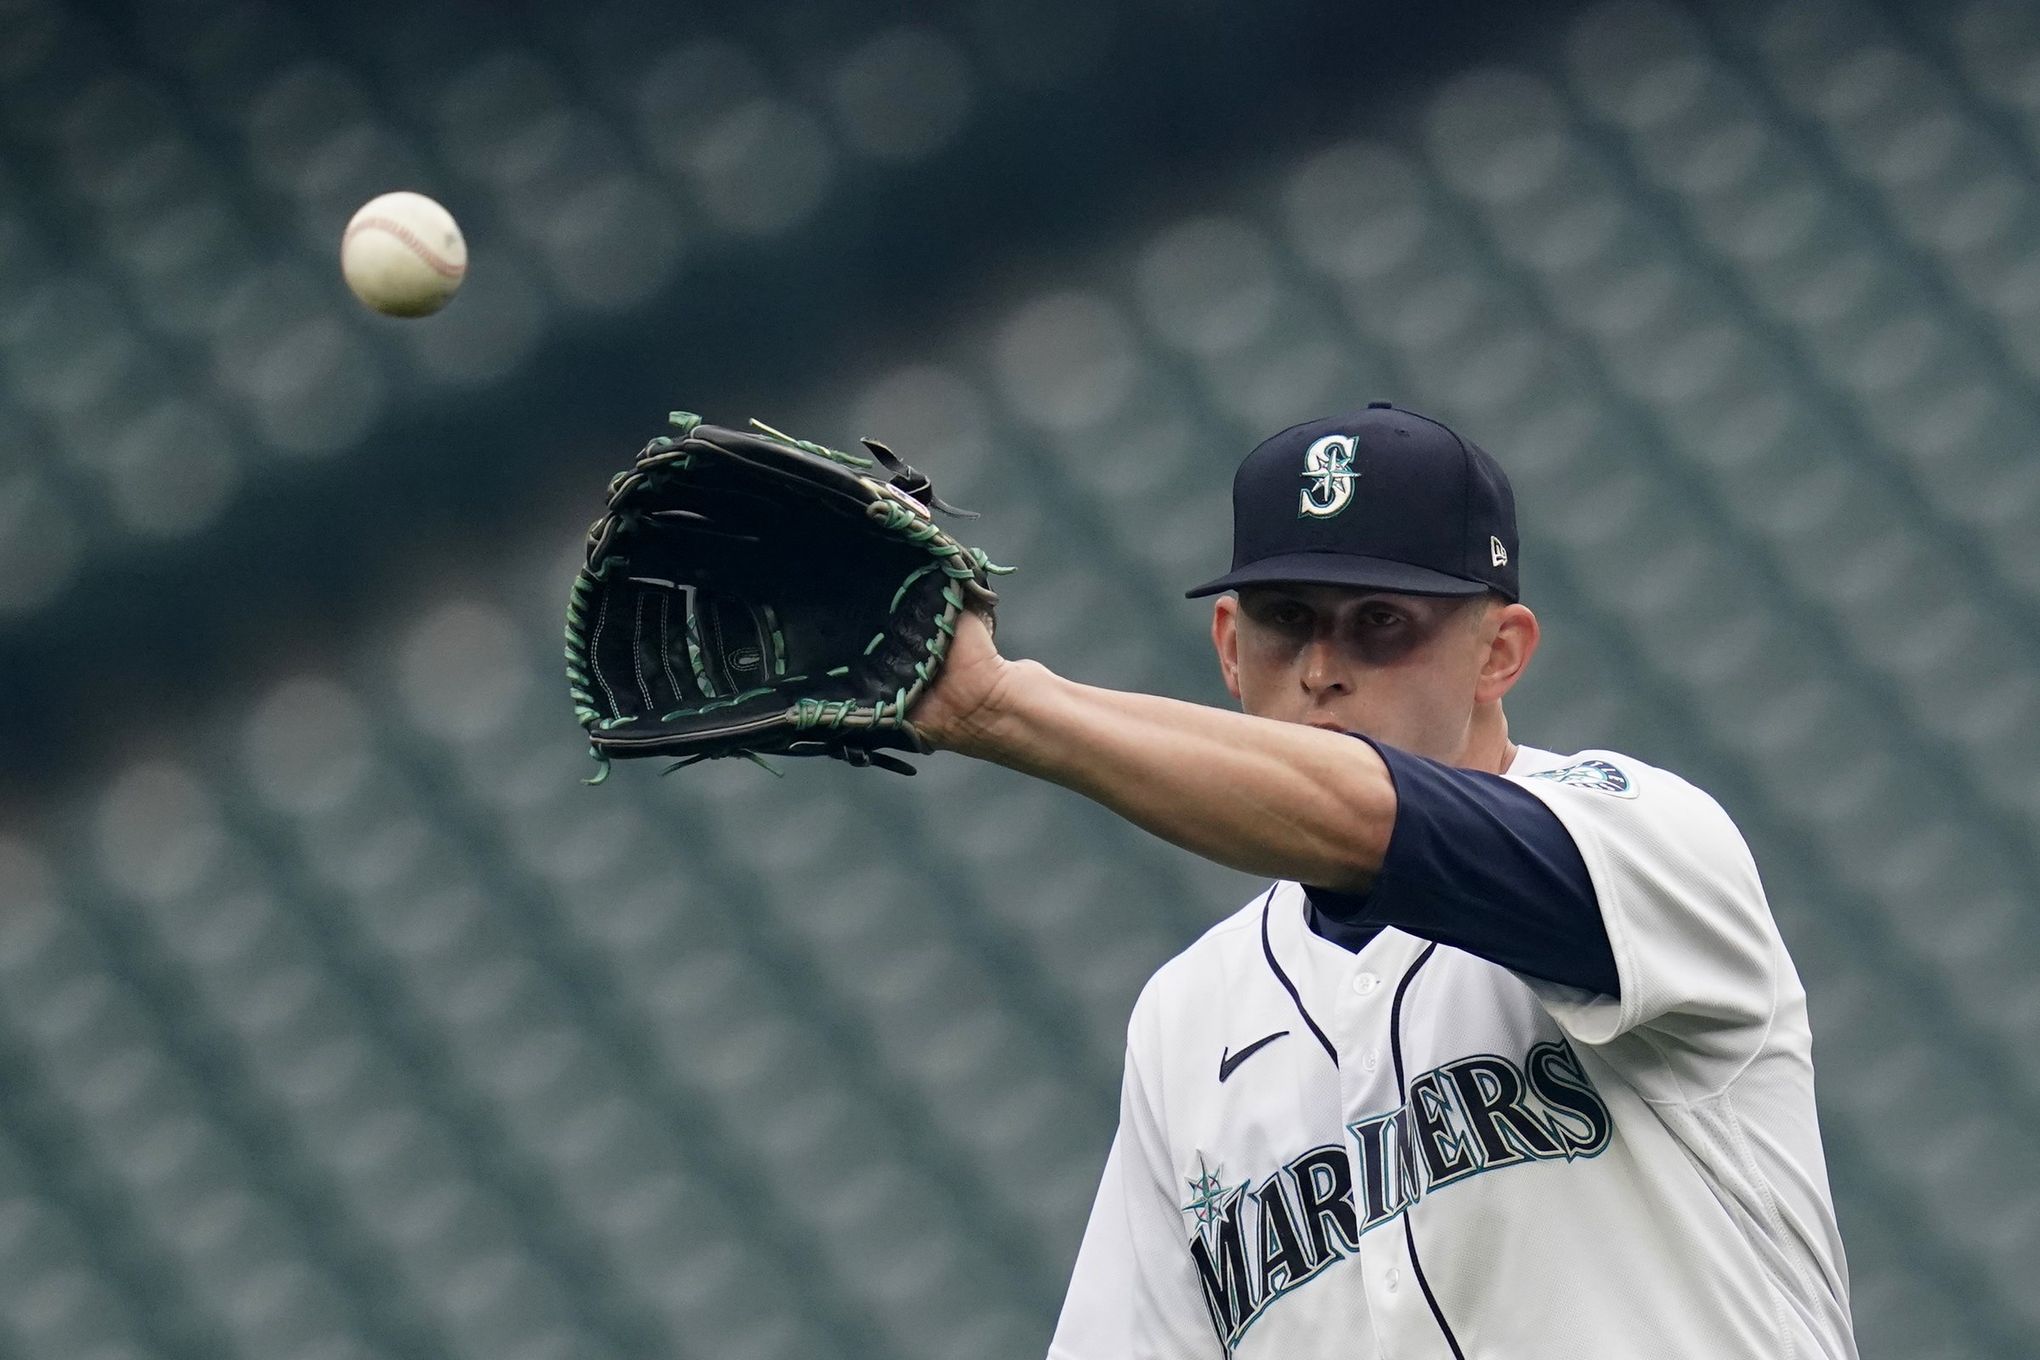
[911,404,1858,1358]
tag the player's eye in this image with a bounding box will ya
[1269,603,1311,628]
[1243,595,1307,628]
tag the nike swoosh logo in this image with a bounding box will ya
[1218,1030,1291,1082]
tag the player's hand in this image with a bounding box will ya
[913,609,1021,754]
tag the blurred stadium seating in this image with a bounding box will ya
[2,0,2037,1356]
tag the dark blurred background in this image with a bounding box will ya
[3,0,2038,1356]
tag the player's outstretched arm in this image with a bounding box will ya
[916,612,1395,892]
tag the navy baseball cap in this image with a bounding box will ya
[1185,402,1520,601]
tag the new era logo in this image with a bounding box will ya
[1490,536,1509,568]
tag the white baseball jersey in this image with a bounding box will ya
[1048,744,1856,1359]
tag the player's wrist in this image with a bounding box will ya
[927,656,1056,761]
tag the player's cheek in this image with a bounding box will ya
[1246,631,1307,675]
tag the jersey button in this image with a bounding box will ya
[1362,1050,1379,1072]
[1386,1267,1401,1292]
[1352,972,1380,995]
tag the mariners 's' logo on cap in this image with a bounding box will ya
[1299,435,1358,519]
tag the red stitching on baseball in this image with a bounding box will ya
[344,215,466,279]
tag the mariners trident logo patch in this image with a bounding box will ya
[1528,759,1636,797]
[1298,434,1359,518]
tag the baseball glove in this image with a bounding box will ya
[564,410,1012,781]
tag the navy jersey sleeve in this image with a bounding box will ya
[1308,737,1620,997]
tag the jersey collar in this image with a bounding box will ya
[1266,883,1431,990]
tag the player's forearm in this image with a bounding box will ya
[938,661,1395,890]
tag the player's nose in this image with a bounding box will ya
[1298,635,1350,696]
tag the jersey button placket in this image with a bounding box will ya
[1334,970,1390,1081]
[1334,960,1397,1330]
[1333,950,1412,1345]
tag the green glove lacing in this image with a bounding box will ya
[748,417,875,470]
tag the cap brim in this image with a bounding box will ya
[1184,552,1493,600]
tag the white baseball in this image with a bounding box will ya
[340,191,467,317]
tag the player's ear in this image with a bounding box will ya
[1474,601,1538,705]
[1212,596,1243,701]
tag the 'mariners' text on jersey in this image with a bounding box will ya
[1187,1038,1613,1349]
